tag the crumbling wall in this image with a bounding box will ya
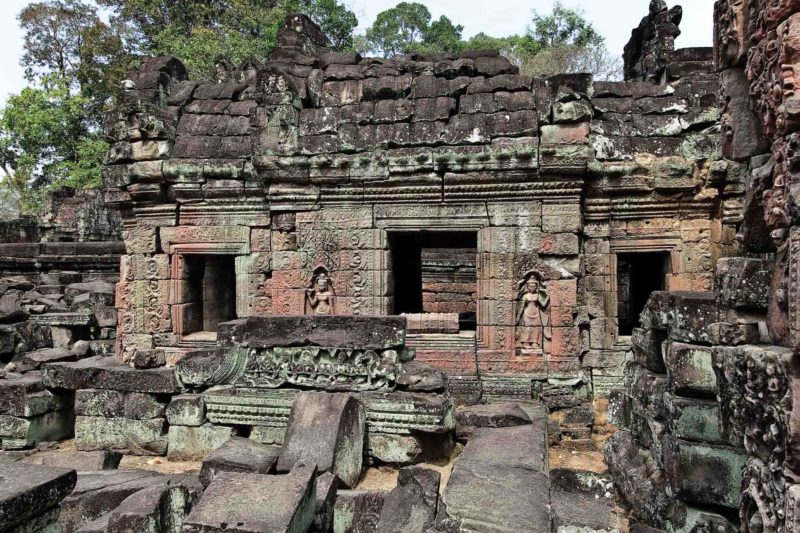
[606,1,800,531]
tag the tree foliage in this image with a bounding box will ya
[0,78,102,212]
[364,2,463,57]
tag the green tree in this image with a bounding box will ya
[0,78,104,213]
[98,0,358,78]
[363,2,464,56]
[19,0,134,118]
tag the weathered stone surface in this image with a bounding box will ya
[454,401,535,428]
[311,472,338,533]
[23,450,122,471]
[397,361,445,392]
[166,423,233,461]
[375,466,440,533]
[332,490,387,533]
[75,416,168,456]
[715,257,772,310]
[182,464,317,533]
[604,430,683,529]
[105,483,191,533]
[59,469,165,532]
[0,408,74,449]
[43,356,180,393]
[166,394,206,427]
[277,392,365,488]
[550,468,620,532]
[664,394,723,444]
[75,389,166,420]
[199,437,280,487]
[218,316,406,350]
[0,374,68,417]
[663,342,716,398]
[367,433,423,466]
[442,420,550,532]
[0,462,77,530]
[663,437,746,509]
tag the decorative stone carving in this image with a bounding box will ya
[235,347,400,391]
[515,271,552,354]
[305,267,335,315]
[203,387,455,435]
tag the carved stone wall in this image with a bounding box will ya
[101,13,731,404]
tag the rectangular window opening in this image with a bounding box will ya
[181,255,237,338]
[389,231,478,331]
[617,251,670,336]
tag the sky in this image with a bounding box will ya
[0,0,714,104]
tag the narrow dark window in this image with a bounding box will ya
[617,252,670,336]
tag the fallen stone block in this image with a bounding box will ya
[21,347,76,369]
[75,416,168,456]
[105,482,191,533]
[550,468,620,532]
[332,490,388,533]
[75,389,166,420]
[375,466,440,533]
[442,421,550,532]
[59,470,166,532]
[663,437,746,509]
[167,423,233,461]
[311,472,338,533]
[182,464,317,533]
[166,394,206,427]
[0,462,77,531]
[23,450,122,471]
[0,409,74,449]
[199,437,280,487]
[277,392,365,488]
[397,361,446,392]
[0,373,69,417]
[454,401,535,428]
[366,432,454,466]
[43,356,180,394]
[664,342,716,398]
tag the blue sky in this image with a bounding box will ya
[0,0,714,103]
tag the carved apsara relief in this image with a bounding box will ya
[515,270,552,354]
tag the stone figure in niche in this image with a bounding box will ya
[306,267,335,315]
[515,271,551,353]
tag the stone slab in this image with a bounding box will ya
[218,316,406,350]
[182,465,317,533]
[277,392,365,488]
[23,450,122,471]
[0,462,77,530]
[43,356,180,394]
[59,470,166,532]
[199,437,280,487]
[75,416,168,456]
[442,420,550,531]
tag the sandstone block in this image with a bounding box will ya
[167,424,233,461]
[199,437,280,488]
[182,465,317,533]
[277,392,365,488]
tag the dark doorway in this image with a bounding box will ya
[183,255,237,335]
[617,252,670,336]
[389,232,478,329]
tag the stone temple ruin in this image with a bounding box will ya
[1,0,799,531]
